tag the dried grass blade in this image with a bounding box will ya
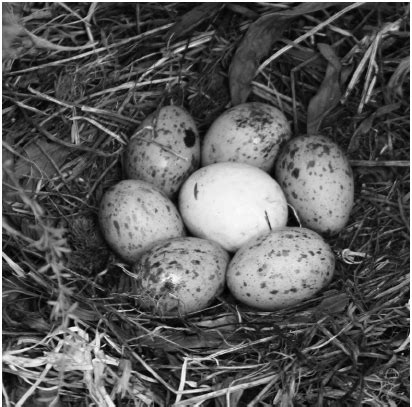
[6,23,173,76]
[72,116,127,145]
[2,251,27,278]
[349,160,410,167]
[258,2,365,72]
[173,374,277,406]
[24,29,97,52]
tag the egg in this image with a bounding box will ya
[124,105,200,197]
[129,237,229,316]
[274,135,354,234]
[178,162,288,252]
[201,102,291,172]
[98,180,185,263]
[227,227,335,310]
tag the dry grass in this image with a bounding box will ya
[2,3,409,406]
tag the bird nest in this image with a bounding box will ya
[2,3,409,406]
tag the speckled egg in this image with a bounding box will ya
[178,162,288,252]
[98,180,185,263]
[227,227,335,310]
[201,102,291,172]
[129,237,229,316]
[274,135,354,234]
[125,105,200,197]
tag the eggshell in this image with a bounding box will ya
[98,180,185,263]
[227,227,335,310]
[201,102,291,172]
[130,237,229,316]
[178,162,288,252]
[125,105,200,197]
[275,135,354,234]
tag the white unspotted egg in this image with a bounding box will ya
[178,162,288,252]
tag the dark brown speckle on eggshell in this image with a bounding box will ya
[201,102,291,172]
[98,180,185,263]
[124,105,200,198]
[274,135,354,235]
[130,237,229,316]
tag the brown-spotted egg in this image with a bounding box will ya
[201,102,291,172]
[98,180,185,263]
[125,105,200,198]
[129,237,229,316]
[275,135,354,234]
[227,227,335,310]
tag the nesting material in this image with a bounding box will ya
[2,3,409,407]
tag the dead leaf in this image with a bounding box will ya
[273,2,337,18]
[225,3,259,20]
[229,3,336,105]
[229,14,288,106]
[307,43,342,135]
[315,291,349,314]
[165,3,222,41]
[14,140,71,191]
